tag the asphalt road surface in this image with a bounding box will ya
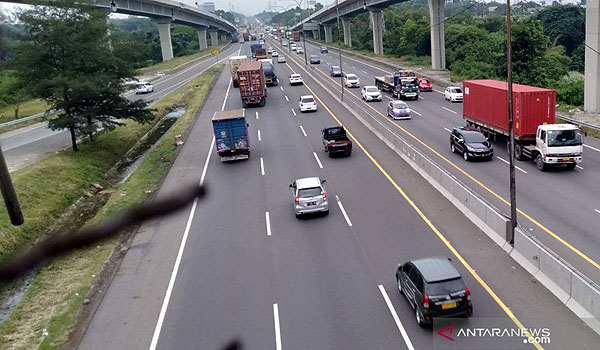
[0,43,241,172]
[272,38,600,287]
[79,41,599,350]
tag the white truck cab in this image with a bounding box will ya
[522,124,583,171]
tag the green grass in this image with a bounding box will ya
[138,45,226,74]
[0,99,50,124]
[0,65,223,350]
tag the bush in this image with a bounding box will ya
[553,72,584,107]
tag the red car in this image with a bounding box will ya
[418,78,433,92]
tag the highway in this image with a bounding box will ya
[79,41,599,350]
[0,43,241,172]
[272,38,600,285]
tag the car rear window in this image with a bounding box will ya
[425,277,466,296]
[301,97,314,103]
[298,187,321,197]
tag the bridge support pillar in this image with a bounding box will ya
[220,34,227,44]
[198,29,208,50]
[210,30,219,47]
[312,30,320,40]
[370,10,383,55]
[323,25,333,43]
[155,18,174,61]
[428,0,446,70]
[342,18,352,47]
[585,0,600,112]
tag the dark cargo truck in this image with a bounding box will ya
[212,109,250,161]
[374,70,419,100]
[260,61,278,86]
[237,61,267,107]
[254,48,268,60]
[250,43,261,58]
[321,126,352,157]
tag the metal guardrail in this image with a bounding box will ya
[0,110,52,129]
[557,113,600,133]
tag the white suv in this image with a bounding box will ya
[298,95,317,112]
[135,82,154,94]
[289,74,303,85]
[290,177,329,217]
[343,73,360,88]
[444,87,463,102]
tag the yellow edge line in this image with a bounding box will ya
[285,61,543,349]
[308,63,600,272]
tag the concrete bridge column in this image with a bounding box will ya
[220,34,227,44]
[198,29,207,50]
[210,30,218,47]
[323,25,333,43]
[155,18,174,61]
[428,0,446,70]
[342,18,352,47]
[312,29,320,40]
[585,0,600,112]
[369,9,384,55]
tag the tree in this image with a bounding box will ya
[13,0,153,151]
[0,71,29,118]
[535,4,585,55]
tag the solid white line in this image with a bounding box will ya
[273,304,282,350]
[576,165,584,170]
[584,144,600,152]
[419,96,425,100]
[411,109,422,117]
[444,127,452,133]
[378,285,415,350]
[496,156,528,174]
[260,157,265,176]
[258,129,262,142]
[285,95,289,102]
[336,195,352,227]
[442,106,458,114]
[280,86,284,91]
[595,209,600,215]
[299,125,307,137]
[148,68,232,350]
[265,211,272,236]
[313,152,323,168]
[291,108,297,116]
[362,70,368,74]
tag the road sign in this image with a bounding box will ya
[303,22,319,31]
[213,49,219,56]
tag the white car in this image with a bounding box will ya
[296,48,304,54]
[291,44,297,51]
[282,41,288,46]
[289,74,303,85]
[445,86,463,102]
[135,82,154,94]
[343,73,360,88]
[277,56,286,63]
[272,51,279,57]
[290,177,329,217]
[267,48,273,54]
[298,95,317,112]
[361,86,382,101]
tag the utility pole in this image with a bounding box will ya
[301,0,308,66]
[335,0,344,101]
[506,0,516,243]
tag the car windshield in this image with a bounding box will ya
[291,74,301,78]
[332,66,340,72]
[311,55,318,58]
[451,88,463,94]
[301,97,314,103]
[420,79,430,84]
[393,102,408,109]
[366,87,378,93]
[547,129,583,146]
[426,277,466,296]
[298,187,321,198]
[347,75,357,80]
[464,132,487,143]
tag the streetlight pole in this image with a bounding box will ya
[335,0,344,101]
[284,0,308,66]
[506,0,516,243]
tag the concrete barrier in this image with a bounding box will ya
[510,228,541,275]
[569,273,600,320]
[536,245,572,303]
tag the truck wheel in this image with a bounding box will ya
[565,163,576,170]
[514,144,524,161]
[535,154,546,171]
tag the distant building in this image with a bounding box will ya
[202,2,215,12]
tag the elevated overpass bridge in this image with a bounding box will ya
[2,0,239,61]
[291,0,600,114]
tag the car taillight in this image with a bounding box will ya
[465,287,471,301]
[423,294,430,309]
[322,192,327,201]
[295,196,299,204]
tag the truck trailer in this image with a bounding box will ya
[229,55,248,88]
[463,79,583,171]
[212,109,250,161]
[374,71,419,100]
[237,61,267,107]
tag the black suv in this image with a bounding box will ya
[396,257,472,326]
[310,55,321,64]
[330,65,342,77]
[450,127,493,161]
[320,45,328,53]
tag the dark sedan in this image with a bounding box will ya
[450,127,493,161]
[330,65,342,77]
[387,101,411,120]
[310,55,321,64]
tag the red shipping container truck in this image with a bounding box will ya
[237,61,267,107]
[463,79,555,141]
